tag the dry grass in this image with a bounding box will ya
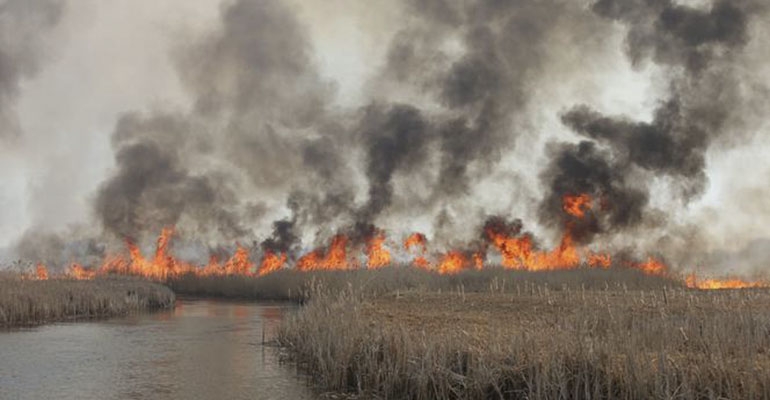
[0,277,175,327]
[278,270,770,399]
[168,266,677,302]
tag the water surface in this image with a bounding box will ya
[0,299,313,400]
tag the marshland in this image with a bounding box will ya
[4,0,770,399]
[0,275,175,327]
[3,264,770,399]
[270,268,770,399]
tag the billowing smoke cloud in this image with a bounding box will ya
[94,0,337,244]
[261,218,298,255]
[7,0,770,274]
[0,0,63,141]
[94,113,248,241]
[356,103,430,222]
[382,0,594,201]
[539,0,764,245]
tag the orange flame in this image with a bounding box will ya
[563,193,592,218]
[296,235,350,271]
[404,233,430,269]
[258,250,287,276]
[632,257,667,276]
[200,255,223,276]
[224,244,255,275]
[587,252,612,268]
[473,252,484,270]
[404,233,427,251]
[68,263,96,279]
[25,212,764,291]
[366,234,391,269]
[685,274,767,289]
[437,251,469,275]
[35,263,49,280]
[485,227,581,271]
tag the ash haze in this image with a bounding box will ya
[1,0,769,276]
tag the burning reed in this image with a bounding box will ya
[278,273,770,399]
[0,276,175,328]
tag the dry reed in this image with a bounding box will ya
[278,269,770,399]
[0,276,175,327]
[168,266,677,301]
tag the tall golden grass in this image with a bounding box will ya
[277,268,770,399]
[0,276,175,327]
[168,266,678,301]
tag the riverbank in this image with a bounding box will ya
[278,278,770,399]
[0,277,175,328]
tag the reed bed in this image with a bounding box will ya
[278,273,770,399]
[0,277,175,327]
[168,266,678,302]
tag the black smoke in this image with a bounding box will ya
[539,0,761,243]
[8,0,767,272]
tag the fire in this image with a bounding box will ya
[587,253,612,268]
[632,257,667,276]
[68,263,96,279]
[258,250,287,276]
[404,233,427,251]
[437,251,469,275]
[404,233,430,269]
[154,227,174,266]
[473,252,484,270]
[22,192,767,289]
[562,193,592,218]
[63,228,258,279]
[126,238,171,280]
[485,227,581,271]
[366,233,391,268]
[296,235,350,271]
[36,263,49,280]
[413,257,430,269]
[685,274,767,289]
[224,244,255,275]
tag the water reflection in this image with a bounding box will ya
[0,300,312,400]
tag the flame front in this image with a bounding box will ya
[258,250,287,276]
[296,235,350,271]
[18,191,760,290]
[404,233,430,269]
[587,253,612,268]
[686,274,767,289]
[69,263,96,280]
[632,257,667,276]
[366,234,391,269]
[36,263,49,280]
[485,227,580,271]
[437,251,468,275]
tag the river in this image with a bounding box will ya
[0,299,314,400]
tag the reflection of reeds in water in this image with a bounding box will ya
[0,276,175,327]
[278,270,770,399]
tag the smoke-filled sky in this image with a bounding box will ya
[1,0,769,275]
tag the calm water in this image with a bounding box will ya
[0,300,314,400]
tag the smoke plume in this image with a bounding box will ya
[4,0,770,275]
